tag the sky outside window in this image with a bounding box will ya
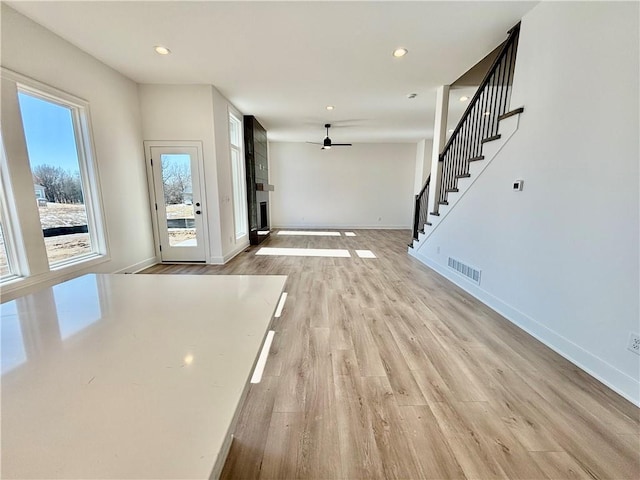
[18,92,80,172]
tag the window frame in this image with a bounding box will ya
[0,68,109,295]
[228,110,248,240]
[0,138,22,281]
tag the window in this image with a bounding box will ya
[0,68,106,290]
[17,87,101,268]
[229,112,247,239]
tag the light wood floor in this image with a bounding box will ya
[143,229,639,479]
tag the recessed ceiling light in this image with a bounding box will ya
[326,105,335,111]
[393,48,408,58]
[483,111,491,116]
[154,45,171,55]
[448,129,454,133]
[459,96,469,102]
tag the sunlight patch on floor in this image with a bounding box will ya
[356,250,376,258]
[277,231,341,236]
[250,330,275,384]
[256,247,351,258]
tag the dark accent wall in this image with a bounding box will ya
[244,115,270,245]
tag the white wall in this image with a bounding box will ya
[138,85,248,263]
[1,5,155,297]
[414,2,640,403]
[270,142,415,229]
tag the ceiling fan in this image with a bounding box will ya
[307,124,352,150]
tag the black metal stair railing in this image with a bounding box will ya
[410,23,521,244]
[434,23,521,212]
[411,175,430,241]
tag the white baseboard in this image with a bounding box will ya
[114,256,158,274]
[272,224,410,230]
[209,241,250,265]
[223,242,250,263]
[409,249,640,406]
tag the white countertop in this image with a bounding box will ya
[1,273,287,479]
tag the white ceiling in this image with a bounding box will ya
[8,1,536,144]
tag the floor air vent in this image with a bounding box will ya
[448,257,481,285]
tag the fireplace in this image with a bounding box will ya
[259,202,268,229]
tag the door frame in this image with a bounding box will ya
[143,140,210,263]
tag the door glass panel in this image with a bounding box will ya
[161,154,196,247]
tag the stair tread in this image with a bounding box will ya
[445,188,459,193]
[455,174,471,178]
[469,155,485,162]
[498,107,524,121]
[481,134,501,144]
[430,211,440,216]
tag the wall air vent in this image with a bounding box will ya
[448,257,481,285]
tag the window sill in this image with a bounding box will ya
[1,253,110,303]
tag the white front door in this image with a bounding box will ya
[148,145,207,262]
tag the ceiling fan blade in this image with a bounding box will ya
[306,141,323,145]
[332,143,352,146]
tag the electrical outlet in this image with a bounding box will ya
[627,333,640,355]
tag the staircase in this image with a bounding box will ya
[410,23,524,250]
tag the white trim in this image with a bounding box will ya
[0,67,110,290]
[209,256,225,265]
[143,141,209,263]
[0,134,25,279]
[222,240,249,263]
[5,70,110,264]
[0,254,109,303]
[409,249,640,406]
[228,108,248,240]
[2,68,89,107]
[113,256,158,274]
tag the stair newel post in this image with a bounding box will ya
[428,85,450,216]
